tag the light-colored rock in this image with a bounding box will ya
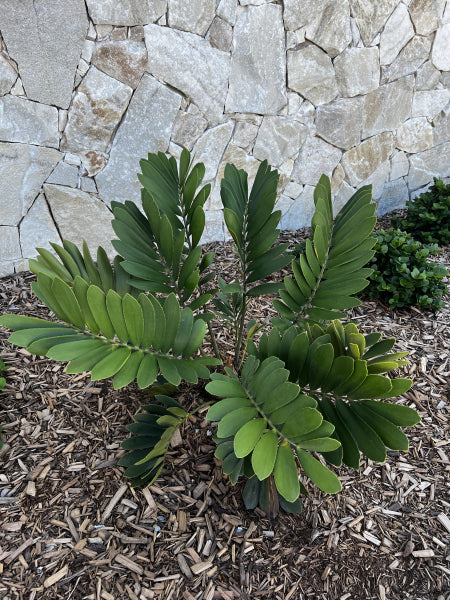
[287,44,338,107]
[233,121,260,149]
[382,36,431,83]
[92,40,147,88]
[208,17,233,52]
[46,161,79,188]
[390,151,409,180]
[342,132,394,187]
[201,210,225,243]
[315,97,363,150]
[349,0,399,46]
[96,25,113,40]
[168,0,216,36]
[58,110,68,134]
[253,117,307,167]
[96,74,181,205]
[171,111,208,151]
[411,89,450,120]
[433,105,450,146]
[111,27,128,41]
[359,160,391,200]
[0,143,61,226]
[62,67,133,174]
[312,0,352,58]
[284,181,303,199]
[44,184,115,256]
[292,136,342,186]
[286,28,307,50]
[431,23,450,71]
[0,54,17,96]
[396,117,434,153]
[81,39,95,63]
[0,96,59,148]
[129,26,146,41]
[377,179,409,215]
[192,122,234,181]
[217,0,238,25]
[416,61,441,91]
[334,47,379,97]
[280,185,316,230]
[226,5,286,114]
[333,180,355,213]
[408,142,450,190]
[240,0,273,4]
[331,163,346,193]
[0,226,21,264]
[86,0,167,25]
[409,0,440,35]
[379,3,414,66]
[145,25,230,124]
[217,144,261,184]
[20,194,61,258]
[283,0,327,31]
[363,76,414,138]
[0,0,87,108]
[80,177,98,194]
[10,78,25,96]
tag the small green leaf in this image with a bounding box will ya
[273,444,300,503]
[251,430,278,481]
[234,419,266,458]
[297,448,341,494]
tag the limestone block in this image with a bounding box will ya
[286,28,307,50]
[46,161,79,188]
[208,17,233,52]
[240,0,273,4]
[409,0,440,35]
[168,0,216,36]
[287,44,338,107]
[390,151,409,180]
[145,25,230,124]
[433,105,450,146]
[20,194,61,258]
[292,136,342,186]
[363,76,414,138]
[0,96,59,148]
[0,226,21,264]
[415,61,441,91]
[331,163,346,193]
[253,117,307,167]
[359,160,391,200]
[44,184,115,256]
[130,26,146,42]
[217,0,237,25]
[312,0,352,58]
[226,5,286,114]
[396,118,433,153]
[349,0,399,45]
[218,144,261,184]
[96,74,181,206]
[334,47,379,97]
[408,142,450,190]
[379,3,414,66]
[171,111,208,151]
[431,23,450,71]
[0,143,61,226]
[201,210,225,243]
[80,177,98,194]
[377,179,409,215]
[92,40,147,88]
[276,195,295,222]
[62,67,133,174]
[382,36,431,83]
[192,123,234,181]
[279,185,316,230]
[315,97,363,150]
[333,180,355,213]
[283,181,303,199]
[283,0,327,32]
[342,132,394,187]
[233,121,260,149]
[0,55,17,96]
[0,0,88,108]
[411,90,450,120]
[86,0,167,25]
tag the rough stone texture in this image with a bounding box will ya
[0,96,59,148]
[342,132,394,187]
[382,37,431,83]
[416,61,441,90]
[349,0,399,45]
[377,179,409,214]
[433,105,450,146]
[86,0,167,25]
[292,136,342,186]
[0,54,17,96]
[253,117,307,167]
[171,111,208,151]
[396,117,434,153]
[279,185,316,230]
[409,0,441,35]
[379,3,414,66]
[201,210,225,243]
[287,44,338,107]
[411,90,450,120]
[0,0,88,108]
[46,162,79,188]
[145,25,230,124]
[408,142,450,190]
[96,74,181,205]
[208,17,233,51]
[168,0,216,36]
[363,76,414,138]
[217,0,237,25]
[334,47,379,97]
[283,0,327,32]
[92,40,147,88]
[311,1,352,58]
[217,144,261,186]
[431,23,450,71]
[192,123,234,182]
[226,5,286,115]
[19,193,61,258]
[0,143,61,226]
[233,121,260,149]
[315,97,363,150]
[0,226,21,272]
[62,67,133,174]
[359,160,391,200]
[44,184,115,256]
[390,151,409,180]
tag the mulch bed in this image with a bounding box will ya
[0,216,449,600]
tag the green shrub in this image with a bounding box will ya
[366,228,448,311]
[391,179,450,245]
[0,150,420,516]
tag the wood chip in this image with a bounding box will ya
[114,554,144,575]
[101,484,128,521]
[437,512,450,534]
[190,561,213,575]
[44,565,69,588]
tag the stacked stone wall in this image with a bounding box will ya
[0,0,449,276]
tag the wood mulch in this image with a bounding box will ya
[0,216,449,600]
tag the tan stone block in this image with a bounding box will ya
[342,133,394,187]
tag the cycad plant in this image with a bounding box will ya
[0,150,420,516]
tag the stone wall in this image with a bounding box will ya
[0,0,449,276]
